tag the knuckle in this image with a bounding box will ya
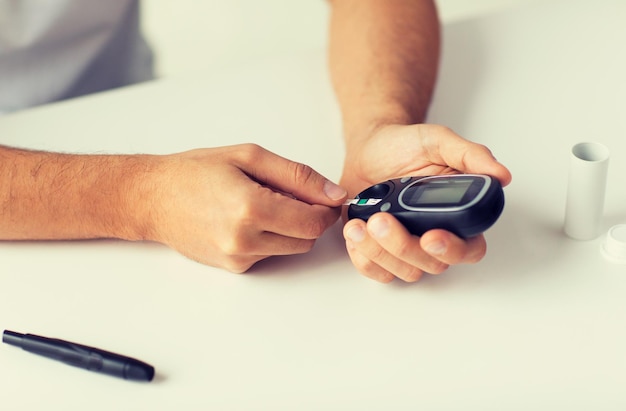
[356,253,382,274]
[299,207,339,239]
[463,237,487,263]
[362,265,395,283]
[237,143,265,164]
[218,225,256,257]
[392,237,417,257]
[401,267,424,283]
[425,124,454,140]
[434,124,453,134]
[288,161,317,186]
[426,261,449,275]
[280,238,316,255]
[223,257,257,274]
[467,245,487,263]
[230,199,260,226]
[365,244,387,263]
[375,272,395,283]
[298,239,316,253]
[219,236,249,257]
[348,247,395,283]
[301,217,328,239]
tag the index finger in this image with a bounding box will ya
[253,186,341,239]
[234,144,347,207]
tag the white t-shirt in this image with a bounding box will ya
[0,0,153,114]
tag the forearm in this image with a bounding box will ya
[327,0,440,142]
[0,145,156,241]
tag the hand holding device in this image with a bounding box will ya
[347,174,505,238]
[339,124,512,283]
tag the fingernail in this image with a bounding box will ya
[345,225,365,242]
[324,180,348,201]
[368,216,390,239]
[424,240,447,256]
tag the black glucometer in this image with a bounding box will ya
[346,174,505,238]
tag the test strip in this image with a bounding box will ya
[343,198,383,206]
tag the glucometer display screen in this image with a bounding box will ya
[404,179,474,206]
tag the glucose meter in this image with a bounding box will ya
[346,174,505,238]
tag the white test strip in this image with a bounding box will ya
[343,198,383,206]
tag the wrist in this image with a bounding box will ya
[341,100,428,155]
[118,154,172,243]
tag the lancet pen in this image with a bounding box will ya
[2,330,154,382]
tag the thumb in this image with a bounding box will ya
[459,143,512,187]
[437,131,512,187]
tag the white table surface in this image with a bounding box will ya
[1,0,626,409]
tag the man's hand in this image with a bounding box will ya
[146,144,347,272]
[0,144,347,273]
[340,124,512,283]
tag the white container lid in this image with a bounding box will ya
[601,224,626,264]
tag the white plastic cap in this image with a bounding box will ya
[601,224,626,264]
